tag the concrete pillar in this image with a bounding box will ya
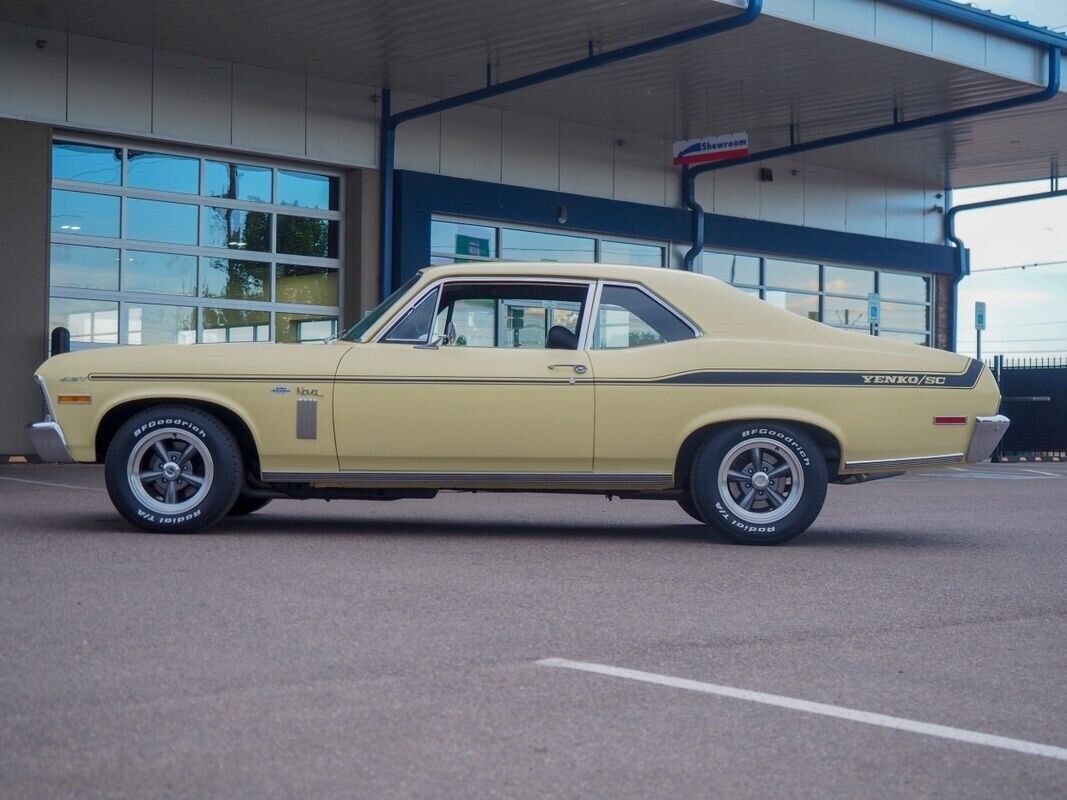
[342,168,380,329]
[0,119,51,455]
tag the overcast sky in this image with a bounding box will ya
[949,1,1067,359]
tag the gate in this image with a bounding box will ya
[993,356,1067,461]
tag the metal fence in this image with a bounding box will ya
[991,355,1067,461]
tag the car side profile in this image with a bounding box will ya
[29,262,1008,544]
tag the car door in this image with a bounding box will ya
[334,279,595,474]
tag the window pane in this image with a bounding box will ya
[202,308,271,343]
[700,251,759,285]
[203,207,271,252]
[765,290,819,320]
[500,229,594,262]
[51,189,119,238]
[126,150,199,194]
[439,298,495,347]
[123,250,197,296]
[384,288,439,343]
[593,285,693,349]
[879,331,928,345]
[50,244,119,291]
[127,198,198,245]
[276,312,337,343]
[879,272,928,302]
[880,301,928,331]
[765,259,819,291]
[276,215,338,258]
[277,264,339,305]
[600,240,664,267]
[431,221,496,258]
[824,266,874,296]
[49,297,118,345]
[204,161,272,203]
[277,170,339,210]
[200,258,270,301]
[822,296,869,328]
[434,283,587,349]
[127,303,197,345]
[52,141,121,185]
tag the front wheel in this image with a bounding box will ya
[689,422,827,545]
[104,405,243,533]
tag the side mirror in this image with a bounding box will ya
[444,320,458,346]
[416,321,459,350]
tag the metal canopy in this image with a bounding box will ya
[3,0,1065,188]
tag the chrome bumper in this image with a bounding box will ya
[26,418,74,463]
[966,414,1010,463]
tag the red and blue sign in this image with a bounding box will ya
[672,132,750,167]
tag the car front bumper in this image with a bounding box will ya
[26,419,74,463]
[965,414,1010,463]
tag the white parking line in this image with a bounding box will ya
[537,658,1067,762]
[0,475,105,492]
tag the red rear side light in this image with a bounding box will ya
[933,416,967,425]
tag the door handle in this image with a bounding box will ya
[548,363,587,374]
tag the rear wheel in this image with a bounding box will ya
[104,405,243,533]
[689,422,827,545]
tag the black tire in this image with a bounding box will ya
[676,492,704,523]
[227,495,273,516]
[689,422,827,545]
[104,405,243,533]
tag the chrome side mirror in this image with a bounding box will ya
[415,321,458,349]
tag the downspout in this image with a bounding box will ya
[944,185,1067,351]
[680,44,1061,272]
[377,0,764,298]
[681,166,703,271]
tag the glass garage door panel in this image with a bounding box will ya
[49,138,343,346]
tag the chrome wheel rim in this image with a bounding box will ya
[126,428,214,516]
[717,437,804,525]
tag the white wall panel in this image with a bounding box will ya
[763,0,814,22]
[874,3,932,54]
[394,92,441,174]
[153,50,232,145]
[501,111,559,191]
[307,77,377,167]
[759,159,805,225]
[68,35,151,133]
[846,171,887,237]
[885,177,925,241]
[712,164,760,219]
[932,20,985,67]
[559,121,613,199]
[232,64,305,155]
[985,37,1040,83]
[613,132,667,206]
[441,104,502,183]
[803,164,848,231]
[815,0,875,38]
[0,23,66,122]
[925,187,944,244]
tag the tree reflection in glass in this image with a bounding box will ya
[204,207,271,252]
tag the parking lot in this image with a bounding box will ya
[1,462,1065,799]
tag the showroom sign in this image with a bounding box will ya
[672,132,750,166]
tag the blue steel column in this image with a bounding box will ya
[377,88,395,297]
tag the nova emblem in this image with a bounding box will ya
[271,386,292,395]
[60,376,86,383]
[296,387,323,397]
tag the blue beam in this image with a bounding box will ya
[376,0,764,297]
[681,44,1062,272]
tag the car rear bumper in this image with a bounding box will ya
[966,414,1010,462]
[26,419,74,463]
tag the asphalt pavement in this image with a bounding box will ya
[1,462,1065,799]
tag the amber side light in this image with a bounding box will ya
[57,395,92,405]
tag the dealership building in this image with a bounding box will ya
[1,0,1066,455]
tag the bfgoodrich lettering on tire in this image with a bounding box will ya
[104,405,243,533]
[690,422,827,545]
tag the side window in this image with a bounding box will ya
[592,285,695,349]
[383,287,440,343]
[432,283,588,349]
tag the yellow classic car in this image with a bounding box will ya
[29,262,1008,544]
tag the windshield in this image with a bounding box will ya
[340,272,422,342]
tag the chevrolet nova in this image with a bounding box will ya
[30,262,1008,544]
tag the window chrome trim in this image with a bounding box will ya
[372,275,597,346]
[381,286,442,344]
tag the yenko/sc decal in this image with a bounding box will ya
[862,375,947,385]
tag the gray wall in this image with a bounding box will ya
[0,118,50,455]
[342,168,380,328]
